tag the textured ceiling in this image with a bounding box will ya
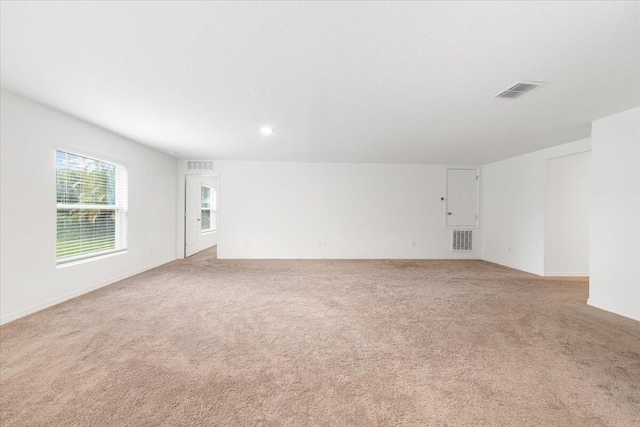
[1,1,639,164]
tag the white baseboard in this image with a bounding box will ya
[0,310,28,325]
[218,253,481,260]
[587,298,640,322]
[544,272,589,277]
[0,257,175,326]
[480,257,543,276]
[480,258,589,278]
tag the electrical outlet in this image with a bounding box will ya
[508,246,512,253]
[412,241,416,247]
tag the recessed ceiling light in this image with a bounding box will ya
[260,126,274,136]
[169,150,177,155]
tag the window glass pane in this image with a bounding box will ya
[201,209,211,230]
[56,150,127,263]
[56,209,116,259]
[201,186,211,209]
[56,151,115,205]
[211,188,217,210]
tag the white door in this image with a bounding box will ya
[185,175,201,257]
[446,168,479,227]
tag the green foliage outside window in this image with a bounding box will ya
[56,151,118,260]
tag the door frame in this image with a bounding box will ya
[178,172,221,259]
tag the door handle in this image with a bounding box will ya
[447,212,453,215]
[197,218,201,221]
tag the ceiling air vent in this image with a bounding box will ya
[493,81,544,99]
[187,160,214,170]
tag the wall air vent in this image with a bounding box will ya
[493,81,544,99]
[187,161,214,170]
[452,230,473,252]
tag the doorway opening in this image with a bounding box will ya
[184,174,219,258]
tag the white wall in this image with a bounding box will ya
[0,90,177,324]
[176,161,481,259]
[544,151,591,276]
[481,138,591,275]
[589,106,640,321]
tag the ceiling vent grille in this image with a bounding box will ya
[494,81,544,99]
[452,230,473,252]
[187,161,214,170]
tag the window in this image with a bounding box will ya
[201,185,216,232]
[56,150,128,264]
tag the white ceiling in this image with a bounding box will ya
[1,1,639,164]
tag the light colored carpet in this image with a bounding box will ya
[1,248,639,426]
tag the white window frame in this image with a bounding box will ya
[56,149,128,265]
[201,185,216,233]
